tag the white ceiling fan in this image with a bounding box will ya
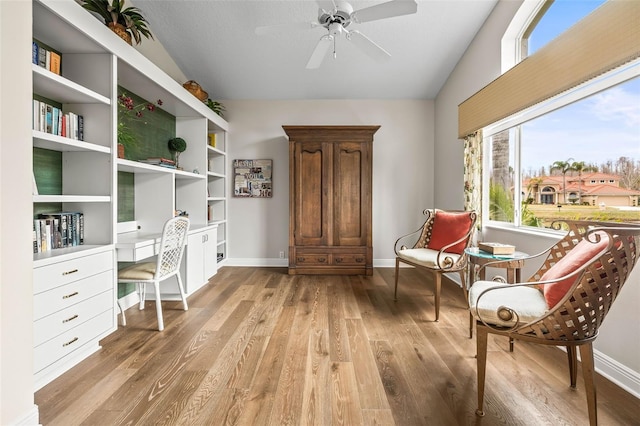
[255,0,418,69]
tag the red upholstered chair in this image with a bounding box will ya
[469,221,640,426]
[394,209,477,321]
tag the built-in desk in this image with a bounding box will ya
[116,224,218,296]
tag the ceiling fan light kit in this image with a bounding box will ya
[255,0,418,69]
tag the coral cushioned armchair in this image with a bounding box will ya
[469,220,640,426]
[394,209,477,321]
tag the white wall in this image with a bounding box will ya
[434,0,640,396]
[1,1,39,424]
[223,99,435,266]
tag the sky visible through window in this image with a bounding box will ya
[522,0,639,175]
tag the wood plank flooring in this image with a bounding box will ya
[35,267,640,425]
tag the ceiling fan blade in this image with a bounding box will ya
[306,35,333,69]
[347,31,391,62]
[351,0,418,23]
[255,21,320,36]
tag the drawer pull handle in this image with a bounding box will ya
[63,337,79,347]
[318,257,326,263]
[356,258,364,263]
[63,291,79,299]
[63,269,78,276]
[335,258,343,263]
[297,257,304,262]
[63,314,79,323]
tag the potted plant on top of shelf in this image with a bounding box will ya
[80,0,153,45]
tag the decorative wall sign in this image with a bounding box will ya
[233,159,272,198]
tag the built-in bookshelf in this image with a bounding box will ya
[207,131,227,262]
[31,0,229,389]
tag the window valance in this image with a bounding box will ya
[458,1,640,139]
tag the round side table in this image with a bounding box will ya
[465,247,529,351]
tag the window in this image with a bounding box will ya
[485,1,640,229]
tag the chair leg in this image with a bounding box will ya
[433,272,441,322]
[475,325,488,417]
[579,343,598,426]
[153,281,164,331]
[469,312,473,339]
[117,298,126,326]
[176,273,188,311]
[138,282,146,310]
[394,257,400,301]
[567,345,578,388]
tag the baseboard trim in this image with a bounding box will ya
[594,350,640,398]
[225,258,288,267]
[12,404,40,426]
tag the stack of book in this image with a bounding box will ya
[32,40,61,75]
[138,157,176,169]
[33,212,84,253]
[32,100,84,140]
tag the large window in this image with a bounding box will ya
[485,1,640,229]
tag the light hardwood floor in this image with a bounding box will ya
[35,267,640,425]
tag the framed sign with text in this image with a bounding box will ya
[233,159,272,198]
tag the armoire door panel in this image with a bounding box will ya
[294,142,330,246]
[335,143,365,245]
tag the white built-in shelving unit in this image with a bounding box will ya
[31,0,229,389]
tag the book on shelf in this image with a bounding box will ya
[32,99,83,140]
[49,51,61,75]
[208,133,216,147]
[33,40,62,75]
[139,157,176,168]
[478,242,516,255]
[34,212,84,253]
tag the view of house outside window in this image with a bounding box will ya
[487,1,640,228]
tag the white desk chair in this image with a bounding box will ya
[117,216,190,331]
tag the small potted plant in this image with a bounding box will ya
[80,0,153,45]
[205,99,226,118]
[168,137,187,169]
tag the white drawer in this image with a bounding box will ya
[34,289,113,347]
[34,309,113,373]
[34,269,113,321]
[33,250,113,294]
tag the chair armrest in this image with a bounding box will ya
[394,228,423,255]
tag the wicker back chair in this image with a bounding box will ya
[469,221,640,425]
[394,209,477,321]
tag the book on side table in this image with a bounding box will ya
[478,242,516,255]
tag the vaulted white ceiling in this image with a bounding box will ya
[132,0,497,100]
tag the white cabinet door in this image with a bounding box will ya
[203,226,218,280]
[183,225,218,295]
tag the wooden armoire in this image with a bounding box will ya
[284,125,379,275]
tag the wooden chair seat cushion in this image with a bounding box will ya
[118,262,156,281]
[397,248,461,269]
[469,281,548,327]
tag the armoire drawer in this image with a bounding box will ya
[34,289,113,347]
[295,253,330,265]
[34,309,113,374]
[332,254,367,265]
[33,249,113,294]
[34,269,113,321]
